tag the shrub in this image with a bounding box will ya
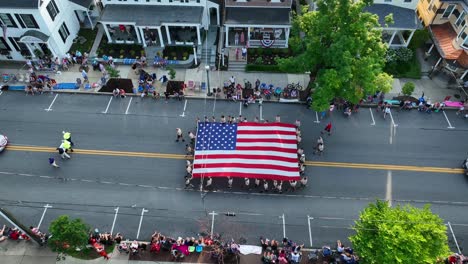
[254,57,263,65]
[386,48,413,63]
[408,29,430,49]
[256,48,264,55]
[130,50,136,57]
[402,82,415,96]
[167,67,176,80]
[248,49,255,55]
[119,49,125,55]
[264,48,273,55]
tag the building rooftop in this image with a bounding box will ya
[0,0,38,9]
[364,4,419,30]
[225,0,292,8]
[69,0,94,8]
[225,7,290,25]
[100,4,203,26]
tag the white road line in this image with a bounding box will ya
[103,96,113,114]
[239,101,242,116]
[37,204,52,229]
[369,108,375,126]
[386,171,392,206]
[125,97,133,115]
[110,207,119,235]
[212,97,216,115]
[136,208,148,239]
[280,214,286,238]
[180,99,188,117]
[389,124,393,145]
[307,216,313,247]
[443,111,455,129]
[447,222,462,254]
[0,91,3,96]
[209,211,217,239]
[314,112,320,123]
[389,110,398,127]
[260,104,263,121]
[44,94,58,111]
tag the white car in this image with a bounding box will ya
[0,134,7,152]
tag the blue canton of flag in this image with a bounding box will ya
[195,122,237,151]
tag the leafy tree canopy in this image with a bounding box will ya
[277,0,391,110]
[48,215,89,252]
[350,200,451,264]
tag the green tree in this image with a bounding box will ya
[277,0,388,111]
[350,200,450,264]
[105,65,120,78]
[373,72,393,94]
[48,215,89,252]
[402,81,415,96]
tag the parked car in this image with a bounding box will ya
[0,134,8,152]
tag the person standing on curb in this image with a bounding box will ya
[49,157,59,168]
[176,128,185,142]
[62,131,74,152]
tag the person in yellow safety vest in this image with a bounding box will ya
[62,131,74,152]
[62,140,71,154]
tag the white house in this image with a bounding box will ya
[223,0,293,48]
[99,0,219,47]
[0,0,98,61]
[364,0,421,48]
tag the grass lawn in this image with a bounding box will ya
[69,29,98,54]
[384,50,421,79]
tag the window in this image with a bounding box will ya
[0,37,11,54]
[7,37,29,54]
[58,22,70,43]
[442,4,455,18]
[462,34,468,49]
[404,0,411,2]
[0,14,17,28]
[15,14,39,29]
[456,11,466,27]
[46,0,60,21]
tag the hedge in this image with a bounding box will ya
[245,64,303,73]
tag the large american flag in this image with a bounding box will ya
[192,122,300,181]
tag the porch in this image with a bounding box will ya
[364,4,420,48]
[224,7,291,48]
[225,26,289,48]
[70,0,103,30]
[99,4,204,48]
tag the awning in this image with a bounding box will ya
[19,30,49,43]
[430,23,468,68]
[100,4,203,27]
[364,4,420,30]
[69,0,94,8]
[225,7,290,26]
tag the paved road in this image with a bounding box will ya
[0,91,467,253]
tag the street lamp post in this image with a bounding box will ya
[221,48,225,67]
[193,44,198,65]
[205,65,213,96]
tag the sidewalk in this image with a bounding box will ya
[0,240,320,264]
[0,53,466,104]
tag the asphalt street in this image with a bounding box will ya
[0,91,467,253]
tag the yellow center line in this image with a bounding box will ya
[6,145,464,174]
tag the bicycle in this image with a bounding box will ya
[286,82,303,91]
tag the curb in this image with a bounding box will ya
[1,89,462,110]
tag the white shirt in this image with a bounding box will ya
[229,76,235,84]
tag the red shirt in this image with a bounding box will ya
[10,231,19,240]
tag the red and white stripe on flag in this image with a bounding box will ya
[192,122,300,181]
